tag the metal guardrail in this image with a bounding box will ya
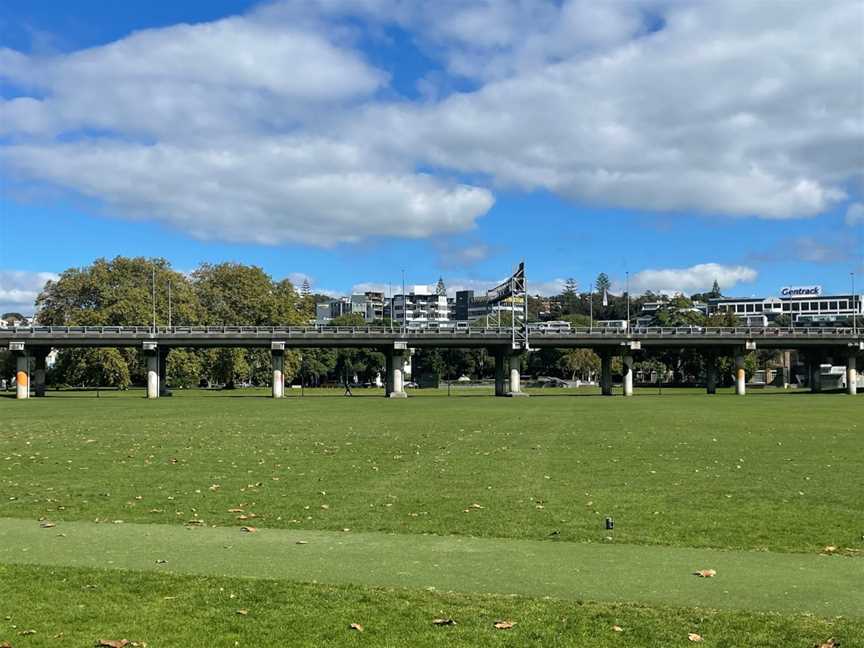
[0,325,859,338]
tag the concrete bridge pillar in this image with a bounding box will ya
[271,342,285,399]
[809,357,823,393]
[144,343,159,399]
[386,346,408,398]
[508,350,527,397]
[15,352,29,400]
[705,353,718,395]
[622,354,634,397]
[158,348,171,397]
[493,348,507,396]
[600,351,613,396]
[734,351,746,396]
[847,354,858,396]
[33,348,48,397]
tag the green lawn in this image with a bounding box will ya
[1,389,861,646]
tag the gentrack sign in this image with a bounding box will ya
[780,285,822,298]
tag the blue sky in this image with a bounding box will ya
[1,0,862,314]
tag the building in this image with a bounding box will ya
[315,292,385,324]
[708,286,862,325]
[387,285,450,324]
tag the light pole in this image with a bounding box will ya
[151,266,156,333]
[401,269,406,335]
[626,271,630,332]
[168,280,172,329]
[853,272,858,336]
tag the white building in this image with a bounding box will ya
[315,292,385,324]
[388,285,450,324]
[708,287,862,325]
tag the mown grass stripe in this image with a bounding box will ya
[1,517,859,619]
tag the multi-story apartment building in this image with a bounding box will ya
[387,285,450,324]
[316,292,385,324]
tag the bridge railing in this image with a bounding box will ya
[1,325,858,337]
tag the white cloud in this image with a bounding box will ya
[625,263,757,296]
[436,242,493,268]
[0,270,58,316]
[846,203,864,226]
[0,0,861,248]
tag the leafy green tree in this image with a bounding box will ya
[595,273,611,294]
[51,348,131,388]
[561,278,579,314]
[36,256,201,327]
[558,348,600,381]
[167,349,204,388]
[298,348,336,386]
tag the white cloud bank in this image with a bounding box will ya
[0,270,58,315]
[626,263,758,296]
[0,0,861,246]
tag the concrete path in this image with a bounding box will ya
[0,517,860,618]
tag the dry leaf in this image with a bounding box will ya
[688,633,703,642]
[822,545,837,554]
[97,641,130,648]
[349,623,364,633]
[240,526,257,533]
[18,631,34,637]
[432,618,456,626]
[296,540,308,545]
[236,609,248,616]
[494,620,515,629]
[227,508,244,513]
[0,641,11,648]
[815,640,838,648]
[39,521,56,528]
[612,625,624,632]
[693,569,716,578]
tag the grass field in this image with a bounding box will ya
[1,388,861,646]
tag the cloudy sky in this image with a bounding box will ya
[1,0,862,314]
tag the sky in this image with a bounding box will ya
[0,0,862,315]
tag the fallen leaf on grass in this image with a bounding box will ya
[688,633,703,642]
[236,609,248,616]
[227,508,244,513]
[815,640,838,648]
[693,569,716,578]
[239,526,257,533]
[295,540,308,545]
[612,625,624,632]
[18,631,35,636]
[39,521,55,528]
[494,621,516,629]
[97,640,130,648]
[0,642,11,648]
[822,546,837,554]
[432,618,456,626]
[349,623,364,633]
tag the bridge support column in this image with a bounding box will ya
[508,351,528,397]
[622,354,634,397]
[144,343,159,399]
[271,342,285,399]
[493,348,507,396]
[705,353,718,395]
[33,348,48,397]
[386,347,407,398]
[600,351,613,396]
[158,348,171,397]
[847,354,858,396]
[15,352,30,400]
[809,356,823,393]
[734,351,746,396]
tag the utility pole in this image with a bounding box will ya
[589,278,593,330]
[151,266,156,332]
[168,280,172,329]
[626,271,631,332]
[401,269,406,335]
[853,272,857,337]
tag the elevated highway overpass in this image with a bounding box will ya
[4,325,862,399]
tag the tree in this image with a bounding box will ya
[595,273,611,294]
[1,312,26,323]
[710,279,721,298]
[435,277,446,296]
[558,349,600,381]
[301,278,311,297]
[51,348,131,389]
[561,278,579,314]
[166,349,204,388]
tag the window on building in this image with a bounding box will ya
[829,301,838,310]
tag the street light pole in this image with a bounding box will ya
[626,271,630,332]
[168,280,172,329]
[853,272,857,336]
[151,266,156,333]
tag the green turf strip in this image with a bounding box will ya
[1,517,860,620]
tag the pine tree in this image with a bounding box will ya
[595,273,611,294]
[562,278,578,314]
[301,278,311,297]
[710,279,721,298]
[436,277,446,296]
